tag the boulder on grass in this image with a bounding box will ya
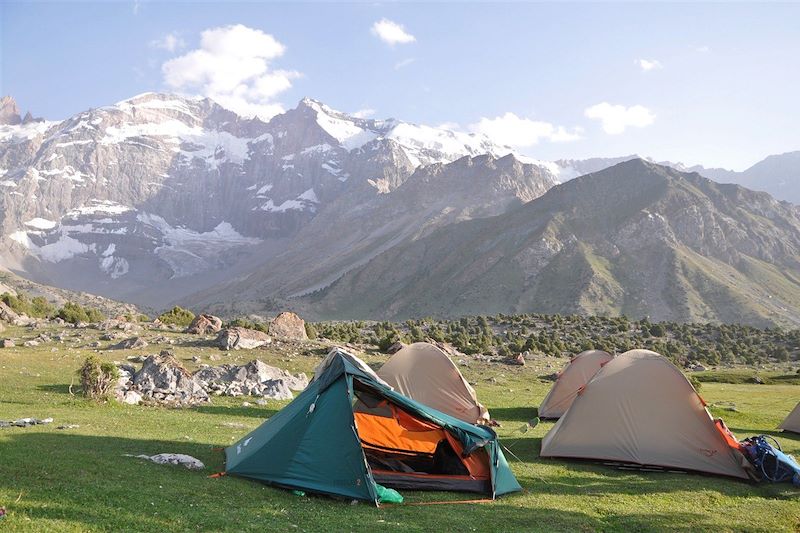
[217,327,271,350]
[194,359,308,399]
[185,314,223,335]
[0,301,19,323]
[269,312,308,341]
[112,337,149,350]
[131,354,209,404]
[385,341,406,355]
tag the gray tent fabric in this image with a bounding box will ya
[538,350,613,419]
[779,402,800,434]
[377,342,490,424]
[541,349,751,479]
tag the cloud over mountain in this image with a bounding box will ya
[585,102,656,134]
[161,24,299,120]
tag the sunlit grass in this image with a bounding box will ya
[0,324,798,532]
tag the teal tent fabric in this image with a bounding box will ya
[225,348,521,503]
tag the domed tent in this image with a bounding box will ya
[225,348,521,504]
[541,350,752,480]
[538,350,613,419]
[377,342,490,425]
[779,402,800,434]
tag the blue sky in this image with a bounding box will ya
[2,1,799,170]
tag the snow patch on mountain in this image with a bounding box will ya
[24,218,57,230]
[259,188,319,213]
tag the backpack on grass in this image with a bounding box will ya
[740,435,800,486]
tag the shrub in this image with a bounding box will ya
[79,356,119,400]
[227,318,268,333]
[304,322,318,340]
[0,292,55,318]
[56,302,104,324]
[688,374,702,392]
[158,306,195,327]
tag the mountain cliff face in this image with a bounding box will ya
[303,160,800,326]
[0,93,536,305]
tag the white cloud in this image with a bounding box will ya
[469,112,583,147]
[150,32,185,53]
[371,19,416,46]
[394,57,416,70]
[695,45,711,53]
[161,24,299,120]
[436,121,461,131]
[584,102,656,135]
[636,58,663,72]
[352,108,375,119]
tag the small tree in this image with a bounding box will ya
[157,306,195,327]
[79,356,119,400]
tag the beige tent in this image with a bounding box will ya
[541,349,751,479]
[377,342,490,424]
[538,350,613,419]
[779,402,800,434]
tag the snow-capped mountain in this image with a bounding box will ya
[0,93,547,306]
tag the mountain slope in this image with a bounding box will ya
[303,159,800,326]
[184,153,558,313]
[0,93,542,307]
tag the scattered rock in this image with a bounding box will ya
[385,341,406,355]
[1,339,14,348]
[128,453,205,470]
[508,353,526,366]
[0,301,20,323]
[126,355,146,363]
[186,314,223,335]
[216,327,272,350]
[22,340,39,347]
[194,359,306,399]
[118,354,209,405]
[191,355,202,363]
[269,311,308,341]
[0,417,53,428]
[112,337,149,350]
[57,424,80,430]
[242,401,252,407]
[122,390,143,405]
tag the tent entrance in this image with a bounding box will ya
[352,382,491,493]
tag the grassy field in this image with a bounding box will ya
[0,324,798,532]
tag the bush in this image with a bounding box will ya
[0,291,55,318]
[79,356,119,400]
[158,306,195,327]
[687,374,702,392]
[56,302,104,324]
[227,318,268,333]
[305,322,318,340]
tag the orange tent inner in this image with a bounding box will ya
[354,400,490,480]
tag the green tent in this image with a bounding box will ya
[225,349,521,504]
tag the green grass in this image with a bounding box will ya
[695,369,800,386]
[1,324,799,532]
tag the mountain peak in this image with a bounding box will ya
[0,95,22,125]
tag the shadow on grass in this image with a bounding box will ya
[36,383,75,395]
[1,432,796,532]
[489,406,540,423]
[192,404,280,419]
